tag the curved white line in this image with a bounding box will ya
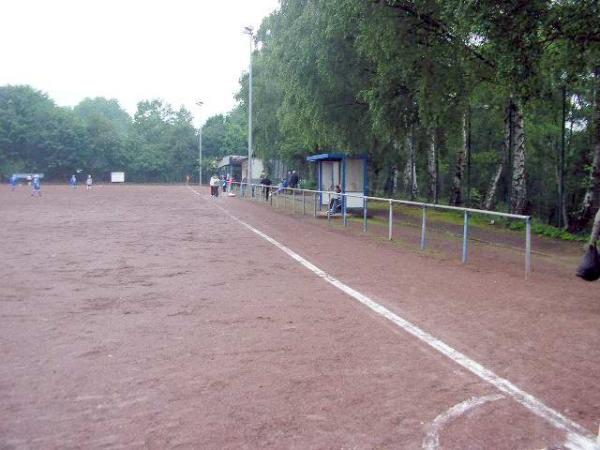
[187,187,600,450]
[565,432,600,450]
[422,394,504,450]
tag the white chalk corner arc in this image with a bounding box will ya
[422,394,504,450]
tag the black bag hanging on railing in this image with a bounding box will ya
[576,244,600,281]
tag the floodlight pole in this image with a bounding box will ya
[244,26,254,188]
[196,100,203,186]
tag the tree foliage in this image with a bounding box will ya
[232,0,600,230]
[0,87,201,183]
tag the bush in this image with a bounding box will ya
[506,220,586,242]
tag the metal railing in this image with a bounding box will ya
[229,182,532,277]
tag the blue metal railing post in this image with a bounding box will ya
[462,211,469,264]
[363,197,368,232]
[388,200,393,240]
[526,217,532,278]
[343,195,348,227]
[420,206,427,250]
[302,191,306,215]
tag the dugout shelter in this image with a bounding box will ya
[306,153,368,210]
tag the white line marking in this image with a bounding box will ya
[188,187,599,449]
[566,433,600,450]
[423,394,504,450]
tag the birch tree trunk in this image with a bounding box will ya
[392,139,401,195]
[451,112,468,206]
[403,158,412,197]
[403,131,418,199]
[574,65,600,231]
[510,99,527,214]
[590,208,600,244]
[427,128,439,204]
[485,102,512,210]
[392,166,399,195]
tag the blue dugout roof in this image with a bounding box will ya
[306,153,348,162]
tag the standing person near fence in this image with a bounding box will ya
[86,174,93,190]
[69,174,77,189]
[260,173,272,201]
[275,179,284,194]
[289,170,299,189]
[241,176,247,197]
[221,175,227,193]
[209,175,220,197]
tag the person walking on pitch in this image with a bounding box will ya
[31,175,41,197]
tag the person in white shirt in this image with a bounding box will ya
[86,174,93,190]
[209,175,220,197]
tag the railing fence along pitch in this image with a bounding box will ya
[230,182,532,277]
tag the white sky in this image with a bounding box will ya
[1,0,279,127]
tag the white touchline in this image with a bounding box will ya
[422,394,504,450]
[188,187,599,449]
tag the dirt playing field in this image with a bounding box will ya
[1,184,599,449]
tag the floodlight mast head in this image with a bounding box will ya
[243,26,254,36]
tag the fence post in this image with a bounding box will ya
[292,189,296,213]
[327,193,331,223]
[388,200,393,240]
[314,193,317,217]
[363,197,368,232]
[420,206,427,250]
[343,195,348,227]
[302,191,306,215]
[526,217,532,278]
[462,211,469,263]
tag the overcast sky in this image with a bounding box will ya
[1,0,280,127]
